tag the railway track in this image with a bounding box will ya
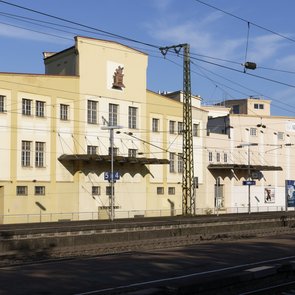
[0,211,295,267]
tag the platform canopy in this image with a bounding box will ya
[58,154,169,165]
[207,163,282,171]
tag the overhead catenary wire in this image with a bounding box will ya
[194,0,295,44]
[0,0,160,49]
[1,0,295,91]
[0,5,294,117]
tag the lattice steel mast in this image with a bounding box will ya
[160,44,195,215]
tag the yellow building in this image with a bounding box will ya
[204,97,295,213]
[146,90,208,214]
[0,36,173,223]
[3,36,291,224]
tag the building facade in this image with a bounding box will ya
[204,98,295,213]
[0,37,173,223]
[1,36,293,224]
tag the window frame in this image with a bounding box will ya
[21,140,32,167]
[168,187,175,195]
[178,153,183,173]
[22,98,32,116]
[0,95,6,113]
[193,123,200,137]
[92,186,101,196]
[216,152,220,162]
[250,127,257,136]
[209,151,213,162]
[108,147,118,156]
[277,132,284,140]
[87,145,98,155]
[87,100,98,124]
[169,152,175,173]
[106,186,114,196]
[128,148,137,158]
[128,106,137,129]
[224,153,228,163]
[177,122,183,134]
[109,103,118,126]
[36,100,45,117]
[157,187,164,195]
[169,120,175,134]
[152,118,159,132]
[35,186,45,196]
[17,186,28,196]
[60,104,69,121]
[35,141,45,168]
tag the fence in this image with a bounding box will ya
[0,206,294,224]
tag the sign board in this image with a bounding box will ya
[104,171,120,181]
[243,180,256,185]
[286,180,295,207]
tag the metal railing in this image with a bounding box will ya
[0,206,293,225]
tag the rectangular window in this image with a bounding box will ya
[60,104,69,120]
[17,186,28,196]
[193,123,200,137]
[87,100,98,124]
[87,145,97,155]
[224,153,228,163]
[277,132,284,140]
[209,151,213,162]
[21,140,31,167]
[178,153,183,173]
[109,103,118,126]
[169,153,175,173]
[216,152,220,162]
[0,95,6,112]
[128,148,137,158]
[168,187,175,195]
[22,98,32,116]
[255,103,264,109]
[36,101,45,117]
[108,147,118,156]
[35,186,45,195]
[106,186,114,196]
[169,120,175,134]
[157,187,164,195]
[232,105,240,114]
[250,128,257,136]
[152,118,159,132]
[128,106,137,129]
[92,186,101,196]
[35,142,45,167]
[178,122,183,134]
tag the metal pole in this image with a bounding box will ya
[102,122,122,222]
[248,145,251,214]
[110,128,114,221]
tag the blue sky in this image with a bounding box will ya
[0,0,295,116]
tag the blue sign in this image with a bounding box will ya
[243,180,256,185]
[286,180,295,207]
[104,171,120,181]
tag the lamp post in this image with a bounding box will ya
[237,143,258,214]
[101,124,123,221]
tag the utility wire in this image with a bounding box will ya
[194,0,295,44]
[1,1,295,116]
[0,0,160,49]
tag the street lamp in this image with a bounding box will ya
[101,124,123,221]
[236,143,258,214]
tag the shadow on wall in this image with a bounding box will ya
[58,157,152,178]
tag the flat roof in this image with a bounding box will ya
[58,154,169,165]
[208,163,282,171]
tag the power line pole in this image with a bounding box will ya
[160,43,195,215]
